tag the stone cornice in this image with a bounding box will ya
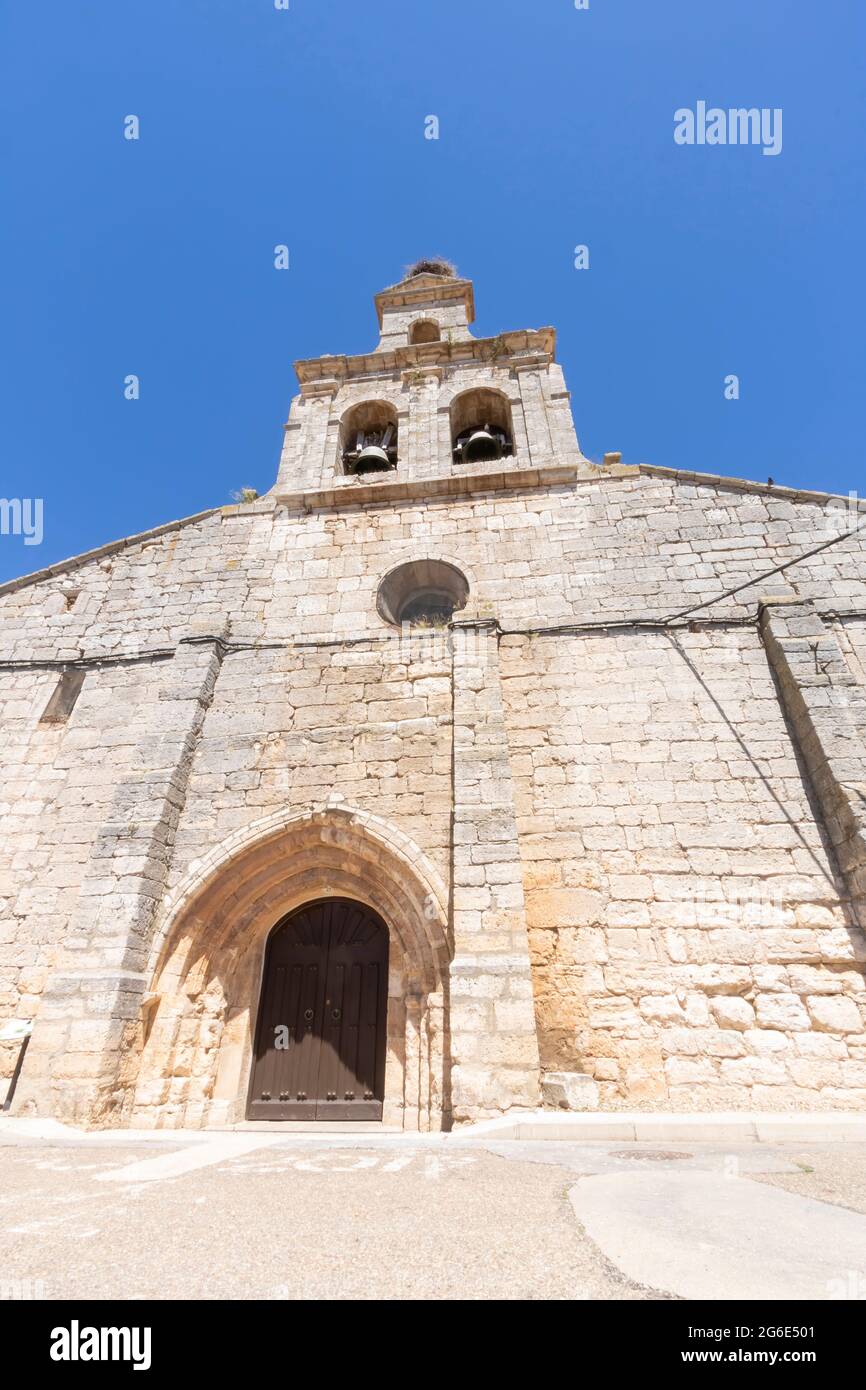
[262,461,619,514]
[293,327,557,395]
[256,459,866,518]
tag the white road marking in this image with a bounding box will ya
[293,1153,379,1172]
[424,1154,475,1180]
[159,1147,480,1178]
[381,1154,416,1172]
[93,1134,286,1186]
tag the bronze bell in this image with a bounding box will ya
[463,428,502,463]
[355,444,391,472]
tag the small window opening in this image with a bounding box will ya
[40,670,85,725]
[409,320,441,345]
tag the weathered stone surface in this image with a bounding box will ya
[541,1071,600,1111]
[1,268,866,1125]
[710,997,756,1031]
[807,995,864,1034]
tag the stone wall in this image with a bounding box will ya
[3,474,865,656]
[501,624,866,1109]
[838,616,866,685]
[2,467,866,1121]
[0,658,184,1091]
[166,637,453,893]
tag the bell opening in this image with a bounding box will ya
[409,319,441,345]
[450,389,515,467]
[340,403,399,475]
[454,423,511,465]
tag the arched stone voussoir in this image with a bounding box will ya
[148,803,452,994]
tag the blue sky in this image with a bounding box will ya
[1,0,864,581]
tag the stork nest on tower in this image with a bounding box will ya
[403,257,457,280]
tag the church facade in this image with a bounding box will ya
[2,263,866,1131]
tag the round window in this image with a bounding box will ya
[376,560,469,627]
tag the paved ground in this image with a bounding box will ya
[1,1122,865,1300]
[570,1169,866,1301]
[755,1148,866,1216]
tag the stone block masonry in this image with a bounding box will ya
[1,264,866,1126]
[760,597,866,927]
[9,625,228,1124]
[449,618,540,1120]
[502,621,866,1109]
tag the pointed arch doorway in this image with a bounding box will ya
[246,898,389,1121]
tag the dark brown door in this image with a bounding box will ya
[247,899,388,1121]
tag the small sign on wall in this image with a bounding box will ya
[0,1019,32,1043]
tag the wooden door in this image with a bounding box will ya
[247,899,388,1121]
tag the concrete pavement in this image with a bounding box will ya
[569,1169,866,1300]
[0,1136,647,1301]
[2,1117,865,1300]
